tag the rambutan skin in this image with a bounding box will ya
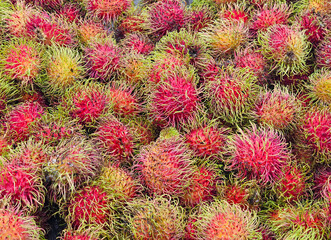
[316,37,331,69]
[306,69,331,106]
[226,125,291,185]
[298,12,326,46]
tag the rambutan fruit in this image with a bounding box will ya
[20,88,47,107]
[116,12,145,37]
[119,53,146,85]
[56,3,82,24]
[186,5,215,32]
[0,38,43,87]
[184,116,229,160]
[63,185,114,237]
[134,135,194,197]
[234,46,268,82]
[295,0,331,16]
[299,107,331,161]
[3,101,44,143]
[145,0,186,41]
[30,0,63,10]
[147,70,200,128]
[60,81,110,126]
[203,66,258,124]
[306,69,331,106]
[181,165,218,207]
[60,230,98,240]
[77,18,108,45]
[251,85,301,130]
[267,201,329,240]
[219,2,249,24]
[197,57,220,83]
[83,0,131,22]
[155,28,210,69]
[273,164,307,203]
[40,45,85,95]
[92,164,140,203]
[316,36,331,69]
[0,163,45,214]
[200,18,249,56]
[0,135,10,156]
[108,82,140,118]
[120,33,154,55]
[93,116,135,164]
[258,24,311,76]
[44,137,101,204]
[313,166,331,198]
[190,199,262,239]
[84,37,122,81]
[297,11,326,46]
[0,77,18,113]
[0,208,45,239]
[226,124,291,185]
[125,117,156,146]
[250,3,291,33]
[26,12,76,46]
[125,196,185,240]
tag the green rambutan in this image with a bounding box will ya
[190,199,262,239]
[119,53,146,85]
[306,69,331,106]
[258,24,311,76]
[125,196,185,240]
[226,124,291,185]
[134,135,194,197]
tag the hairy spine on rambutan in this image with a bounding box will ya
[120,33,154,55]
[125,196,186,240]
[77,18,108,45]
[186,5,215,32]
[313,167,331,198]
[306,68,331,106]
[316,36,331,69]
[0,77,18,113]
[219,2,249,24]
[226,124,291,185]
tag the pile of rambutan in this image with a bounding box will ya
[0,0,330,239]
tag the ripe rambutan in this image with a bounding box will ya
[313,167,331,198]
[60,81,110,126]
[145,0,186,41]
[92,164,140,203]
[60,230,98,240]
[63,185,114,237]
[219,2,249,23]
[186,5,215,32]
[0,135,10,156]
[40,45,85,95]
[197,57,220,83]
[300,107,331,161]
[226,124,290,185]
[203,66,258,124]
[234,46,268,81]
[258,24,311,76]
[191,200,262,239]
[181,166,218,207]
[3,101,44,143]
[120,33,154,55]
[250,3,290,33]
[251,85,301,130]
[45,137,101,204]
[108,82,140,118]
[20,88,47,107]
[0,163,45,214]
[84,38,122,81]
[0,208,44,239]
[77,19,108,45]
[93,116,134,163]
[147,70,200,128]
[306,69,331,106]
[0,78,18,113]
[125,117,156,146]
[134,135,194,197]
[200,18,249,56]
[316,36,331,69]
[56,3,82,23]
[83,0,131,22]
[116,13,145,37]
[119,53,146,85]
[126,196,185,239]
[0,38,43,87]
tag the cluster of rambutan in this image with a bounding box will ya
[0,0,330,239]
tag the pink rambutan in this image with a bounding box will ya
[134,135,194,197]
[117,14,145,36]
[251,85,301,130]
[0,208,44,239]
[0,163,45,214]
[250,3,290,33]
[186,5,214,32]
[126,196,185,239]
[191,200,262,239]
[83,0,131,22]
[300,107,331,161]
[197,58,220,83]
[1,38,43,87]
[21,89,47,107]
[316,36,331,69]
[146,0,186,41]
[181,166,218,207]
[220,3,249,23]
[63,185,113,235]
[61,230,98,240]
[4,101,44,143]
[56,3,82,23]
[203,66,258,124]
[298,12,326,46]
[119,53,146,85]
[77,19,108,45]
[313,167,331,198]
[147,71,200,127]
[120,33,154,55]
[258,24,311,76]
[226,124,290,185]
[0,136,10,156]
[84,38,122,81]
[94,116,134,163]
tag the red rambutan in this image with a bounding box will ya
[186,5,214,32]
[56,3,82,23]
[316,36,331,69]
[120,33,154,55]
[297,12,326,46]
[313,167,331,198]
[77,19,108,45]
